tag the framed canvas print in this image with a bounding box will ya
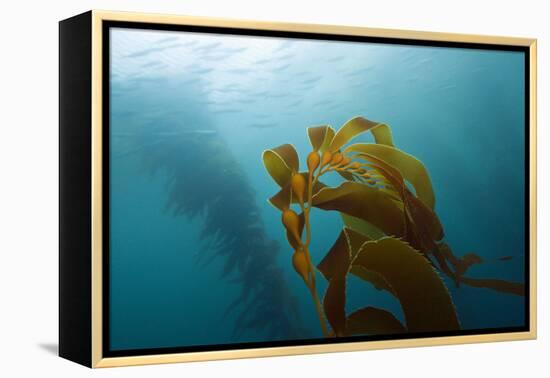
[59,10,537,368]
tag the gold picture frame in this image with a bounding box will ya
[59,9,537,368]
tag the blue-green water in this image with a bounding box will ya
[109,27,526,351]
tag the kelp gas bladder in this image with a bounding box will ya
[263,116,525,337]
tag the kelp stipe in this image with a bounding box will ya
[116,79,306,341]
[263,116,525,336]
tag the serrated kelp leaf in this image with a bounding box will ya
[323,276,347,336]
[346,306,406,336]
[307,125,336,152]
[345,143,435,209]
[342,214,386,240]
[349,265,396,295]
[344,226,371,258]
[329,116,394,152]
[353,237,460,332]
[317,229,351,281]
[312,182,405,238]
[317,226,370,281]
[262,144,299,187]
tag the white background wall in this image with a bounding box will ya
[0,0,547,376]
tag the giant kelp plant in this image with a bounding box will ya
[262,116,525,336]
[116,78,306,341]
[141,127,305,339]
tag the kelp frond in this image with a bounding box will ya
[262,115,525,337]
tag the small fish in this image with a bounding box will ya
[255,113,271,119]
[253,90,269,96]
[248,123,277,129]
[213,108,241,114]
[226,68,252,74]
[345,66,373,76]
[273,40,293,52]
[193,42,222,52]
[266,92,286,98]
[219,83,241,91]
[326,55,345,63]
[202,53,232,60]
[156,36,179,44]
[220,47,248,54]
[287,99,303,107]
[182,40,198,47]
[313,99,334,107]
[191,67,214,74]
[299,83,317,91]
[301,76,322,85]
[182,77,201,85]
[182,129,218,135]
[276,53,294,60]
[272,63,291,73]
[140,60,164,68]
[236,98,256,104]
[497,256,514,261]
[124,43,182,58]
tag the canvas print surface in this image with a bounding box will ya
[108,26,527,353]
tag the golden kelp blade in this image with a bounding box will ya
[352,237,460,332]
[341,213,385,240]
[262,144,299,187]
[352,151,443,246]
[344,226,371,259]
[317,229,351,281]
[346,306,406,336]
[346,143,436,209]
[349,265,396,295]
[268,183,292,210]
[323,276,347,336]
[312,182,405,238]
[403,190,444,245]
[317,227,372,281]
[329,116,394,152]
[307,125,336,153]
[318,227,396,295]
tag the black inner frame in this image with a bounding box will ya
[102,20,531,358]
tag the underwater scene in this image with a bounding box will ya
[108,26,526,352]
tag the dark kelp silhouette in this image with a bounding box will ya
[262,116,525,336]
[138,124,305,340]
[116,78,305,341]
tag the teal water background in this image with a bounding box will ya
[109,27,526,351]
